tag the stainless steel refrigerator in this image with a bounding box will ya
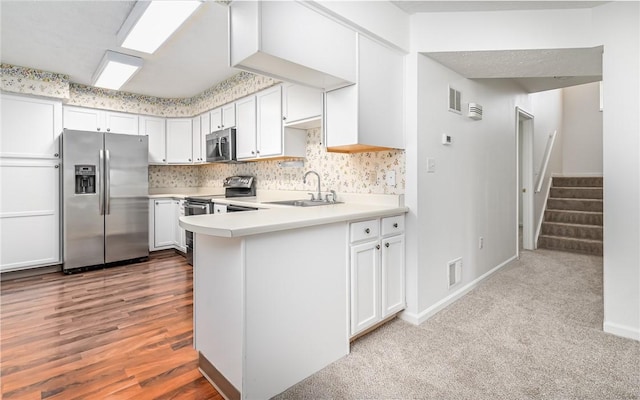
[62,129,149,273]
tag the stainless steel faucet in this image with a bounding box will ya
[303,170,322,201]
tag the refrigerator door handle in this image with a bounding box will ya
[99,149,105,215]
[105,149,111,215]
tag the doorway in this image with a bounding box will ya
[516,107,535,256]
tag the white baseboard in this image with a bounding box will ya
[399,255,518,326]
[603,321,640,341]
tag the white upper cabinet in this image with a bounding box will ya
[166,119,193,164]
[1,94,62,159]
[235,96,257,160]
[210,103,236,131]
[325,34,405,153]
[282,83,323,129]
[63,106,138,135]
[237,86,306,161]
[229,1,356,90]
[256,86,283,158]
[139,116,166,164]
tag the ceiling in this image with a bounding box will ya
[0,0,234,98]
[0,1,607,99]
[392,1,610,14]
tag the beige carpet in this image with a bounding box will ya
[274,249,640,399]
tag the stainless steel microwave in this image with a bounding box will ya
[206,128,236,163]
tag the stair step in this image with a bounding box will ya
[550,187,603,199]
[547,198,603,212]
[538,235,603,256]
[541,222,603,241]
[544,210,603,226]
[552,176,603,188]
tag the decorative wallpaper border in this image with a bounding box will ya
[1,63,69,99]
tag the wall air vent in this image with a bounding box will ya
[447,257,462,288]
[468,103,483,120]
[448,86,462,114]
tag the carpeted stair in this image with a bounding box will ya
[538,177,603,256]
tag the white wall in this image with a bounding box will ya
[409,55,532,319]
[529,89,564,233]
[593,2,640,340]
[561,82,603,175]
[405,3,639,340]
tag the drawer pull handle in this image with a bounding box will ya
[385,242,390,248]
[393,223,398,228]
[365,228,370,234]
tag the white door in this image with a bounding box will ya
[192,116,203,163]
[140,116,166,164]
[516,107,535,252]
[222,103,236,128]
[175,200,186,251]
[236,96,257,159]
[154,199,175,248]
[350,240,381,336]
[166,119,193,163]
[210,107,223,131]
[256,85,282,157]
[1,94,62,159]
[283,83,322,124]
[104,111,139,135]
[0,159,61,271]
[63,106,103,132]
[381,234,405,318]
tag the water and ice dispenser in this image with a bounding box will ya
[74,165,96,194]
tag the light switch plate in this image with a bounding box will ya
[386,170,396,186]
[427,158,436,173]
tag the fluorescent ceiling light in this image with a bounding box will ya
[118,1,202,54]
[92,51,143,91]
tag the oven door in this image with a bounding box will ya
[206,129,236,163]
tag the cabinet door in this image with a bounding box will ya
[1,94,62,159]
[324,85,357,148]
[166,119,193,164]
[200,113,210,162]
[210,108,223,131]
[104,111,139,135]
[283,83,322,125]
[236,96,257,159]
[0,159,61,271]
[222,103,236,128]
[256,85,282,157]
[357,34,404,150]
[140,116,166,163]
[154,199,175,248]
[213,204,227,214]
[174,200,186,251]
[350,240,381,336]
[192,115,201,163]
[381,234,405,318]
[63,106,103,132]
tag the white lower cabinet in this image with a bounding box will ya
[150,198,186,252]
[349,215,405,338]
[0,159,61,271]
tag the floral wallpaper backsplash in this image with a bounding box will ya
[3,63,405,195]
[150,128,405,195]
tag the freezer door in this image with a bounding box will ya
[104,133,149,264]
[62,130,104,270]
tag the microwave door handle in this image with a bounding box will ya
[218,137,223,157]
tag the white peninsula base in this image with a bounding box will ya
[193,222,349,400]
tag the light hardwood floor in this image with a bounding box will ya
[0,251,221,399]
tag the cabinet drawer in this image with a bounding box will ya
[381,215,404,236]
[350,219,379,243]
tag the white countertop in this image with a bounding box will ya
[179,202,408,238]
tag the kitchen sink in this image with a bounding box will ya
[263,199,342,207]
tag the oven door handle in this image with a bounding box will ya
[185,204,208,210]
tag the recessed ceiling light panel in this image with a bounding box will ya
[118,1,202,54]
[92,51,143,91]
